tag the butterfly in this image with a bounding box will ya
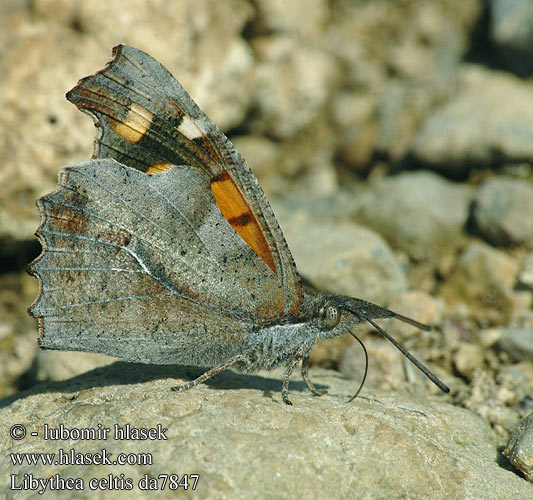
[28,45,449,404]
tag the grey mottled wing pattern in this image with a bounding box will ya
[28,159,284,364]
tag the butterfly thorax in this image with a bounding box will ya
[234,289,363,372]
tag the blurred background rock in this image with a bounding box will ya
[0,0,532,452]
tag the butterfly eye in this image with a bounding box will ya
[319,303,340,330]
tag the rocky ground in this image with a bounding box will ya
[0,0,532,498]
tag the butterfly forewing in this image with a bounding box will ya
[66,45,303,317]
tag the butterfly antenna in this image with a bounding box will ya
[346,332,369,402]
[388,312,432,331]
[345,302,450,393]
[368,316,449,393]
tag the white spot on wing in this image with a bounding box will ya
[125,247,153,277]
[178,114,204,140]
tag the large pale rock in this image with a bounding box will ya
[473,177,533,248]
[353,171,472,262]
[276,207,407,303]
[1,363,532,499]
[413,67,533,173]
[441,241,524,324]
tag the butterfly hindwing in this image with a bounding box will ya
[28,159,288,362]
[66,44,303,317]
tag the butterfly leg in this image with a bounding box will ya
[301,354,327,396]
[282,346,310,405]
[171,354,246,393]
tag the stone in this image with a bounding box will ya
[519,253,533,289]
[413,66,533,174]
[35,351,115,383]
[375,78,456,162]
[332,91,378,171]
[326,0,481,86]
[478,328,504,348]
[1,363,532,499]
[276,206,407,303]
[325,0,482,162]
[458,363,533,441]
[0,273,39,398]
[353,171,472,262]
[340,335,409,393]
[497,328,533,363]
[230,136,282,196]
[253,0,328,39]
[473,177,533,248]
[441,241,522,324]
[381,291,444,340]
[489,0,533,75]
[454,344,486,378]
[251,35,339,139]
[504,412,533,483]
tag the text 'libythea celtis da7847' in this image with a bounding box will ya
[28,45,449,404]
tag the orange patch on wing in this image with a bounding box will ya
[111,103,153,143]
[145,162,172,175]
[211,171,277,274]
